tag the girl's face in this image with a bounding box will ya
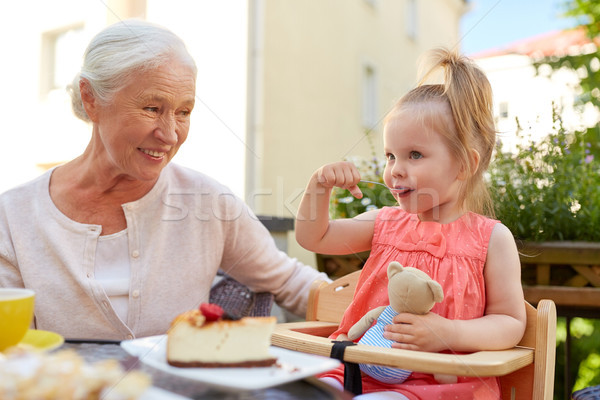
[383,104,464,223]
[90,60,196,182]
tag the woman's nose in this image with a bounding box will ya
[155,115,178,145]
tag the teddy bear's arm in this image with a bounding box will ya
[347,306,387,340]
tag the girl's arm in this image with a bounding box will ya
[474,223,527,348]
[384,223,527,353]
[296,161,377,255]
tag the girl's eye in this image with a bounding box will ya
[410,151,423,160]
[386,153,395,161]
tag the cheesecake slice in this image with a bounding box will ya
[167,305,277,368]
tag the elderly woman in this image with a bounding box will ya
[0,20,327,340]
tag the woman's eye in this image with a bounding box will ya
[144,107,159,113]
[410,151,423,160]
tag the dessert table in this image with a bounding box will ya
[62,341,351,400]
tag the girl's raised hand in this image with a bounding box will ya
[314,161,363,199]
[297,160,376,254]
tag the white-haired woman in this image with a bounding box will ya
[0,20,328,340]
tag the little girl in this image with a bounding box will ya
[296,48,527,399]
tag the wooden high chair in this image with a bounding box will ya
[272,270,557,400]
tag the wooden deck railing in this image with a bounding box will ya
[519,241,600,400]
[519,241,600,316]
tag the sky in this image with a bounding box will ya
[460,0,578,56]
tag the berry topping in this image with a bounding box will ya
[199,303,224,321]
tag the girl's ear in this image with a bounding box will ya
[458,149,480,180]
[79,79,99,122]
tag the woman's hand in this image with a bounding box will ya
[313,161,363,199]
[382,312,455,353]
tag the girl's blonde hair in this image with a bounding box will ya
[386,48,496,217]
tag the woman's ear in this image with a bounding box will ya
[459,149,480,180]
[79,79,99,122]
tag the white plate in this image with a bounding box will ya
[121,335,340,391]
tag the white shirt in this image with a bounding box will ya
[95,230,130,323]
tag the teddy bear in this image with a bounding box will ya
[339,261,456,384]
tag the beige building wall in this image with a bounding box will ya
[248,0,467,267]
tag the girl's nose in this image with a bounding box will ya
[391,160,406,177]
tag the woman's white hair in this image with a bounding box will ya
[67,19,197,122]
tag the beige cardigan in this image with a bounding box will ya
[0,164,327,340]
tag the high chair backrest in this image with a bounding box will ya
[304,270,557,400]
[306,270,360,322]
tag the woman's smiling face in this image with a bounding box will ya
[89,60,196,182]
[383,103,464,223]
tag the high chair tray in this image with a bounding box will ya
[271,321,534,377]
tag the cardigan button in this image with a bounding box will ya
[131,250,140,258]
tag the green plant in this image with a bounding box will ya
[555,317,600,399]
[530,4,600,396]
[489,111,600,398]
[329,155,397,219]
[489,111,600,242]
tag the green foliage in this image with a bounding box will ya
[539,0,600,101]
[534,0,600,163]
[562,0,600,38]
[532,2,600,397]
[329,155,396,219]
[488,112,600,242]
[554,317,600,399]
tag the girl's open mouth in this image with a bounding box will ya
[390,187,413,195]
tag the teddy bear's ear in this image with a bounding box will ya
[428,280,444,303]
[387,261,404,280]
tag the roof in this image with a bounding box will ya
[470,28,597,59]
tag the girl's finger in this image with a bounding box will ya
[348,184,363,199]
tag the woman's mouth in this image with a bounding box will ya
[138,148,166,159]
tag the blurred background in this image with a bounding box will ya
[1,1,599,397]
[1,0,589,266]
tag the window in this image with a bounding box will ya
[362,63,378,129]
[40,24,86,97]
[405,0,417,40]
[499,102,509,119]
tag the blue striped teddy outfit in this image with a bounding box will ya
[357,305,412,383]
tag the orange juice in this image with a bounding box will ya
[0,288,35,351]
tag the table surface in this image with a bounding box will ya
[62,341,350,400]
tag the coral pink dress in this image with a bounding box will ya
[320,207,501,399]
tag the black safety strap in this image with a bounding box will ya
[330,340,363,395]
